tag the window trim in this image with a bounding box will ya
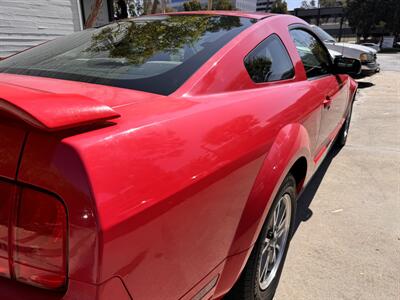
[288,24,334,81]
[243,33,295,85]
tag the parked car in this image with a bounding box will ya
[361,42,381,52]
[0,12,359,300]
[311,25,380,75]
[328,48,345,59]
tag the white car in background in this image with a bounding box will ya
[328,48,343,59]
[312,25,380,76]
[361,42,381,52]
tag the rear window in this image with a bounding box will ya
[0,15,255,95]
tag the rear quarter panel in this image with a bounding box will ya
[71,78,319,299]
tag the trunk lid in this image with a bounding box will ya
[0,73,162,108]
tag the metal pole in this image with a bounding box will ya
[338,15,344,42]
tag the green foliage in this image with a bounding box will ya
[85,16,242,65]
[271,0,288,13]
[213,0,233,10]
[126,0,144,16]
[301,0,346,8]
[319,0,340,7]
[379,0,400,36]
[244,57,272,83]
[183,0,203,11]
[347,0,400,39]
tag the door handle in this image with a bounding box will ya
[323,95,332,109]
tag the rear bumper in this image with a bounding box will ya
[0,276,132,300]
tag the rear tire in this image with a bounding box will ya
[226,174,297,300]
[336,100,354,147]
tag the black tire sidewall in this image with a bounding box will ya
[253,175,297,300]
[338,100,354,147]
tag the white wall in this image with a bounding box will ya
[0,0,81,58]
[235,0,257,12]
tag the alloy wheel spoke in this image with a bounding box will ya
[272,246,277,263]
[260,250,272,282]
[277,206,287,230]
[259,193,292,291]
[276,226,286,239]
[273,202,280,230]
[261,239,270,255]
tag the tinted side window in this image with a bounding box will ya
[289,29,331,79]
[244,34,294,83]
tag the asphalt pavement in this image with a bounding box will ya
[275,53,400,300]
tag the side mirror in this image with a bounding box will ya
[332,56,361,76]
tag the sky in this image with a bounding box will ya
[286,0,304,10]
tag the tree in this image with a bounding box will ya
[85,0,103,28]
[347,0,380,41]
[213,0,233,10]
[183,0,202,11]
[347,0,400,41]
[85,15,243,64]
[127,0,144,16]
[148,0,168,13]
[300,0,315,9]
[378,0,400,37]
[320,0,338,7]
[143,0,152,14]
[270,0,287,13]
[150,0,159,13]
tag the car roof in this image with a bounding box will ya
[152,10,274,20]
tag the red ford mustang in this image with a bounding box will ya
[0,11,359,300]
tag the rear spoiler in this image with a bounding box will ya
[0,82,120,131]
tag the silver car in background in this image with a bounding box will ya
[312,25,380,76]
[361,42,381,52]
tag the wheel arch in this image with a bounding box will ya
[288,156,308,193]
[213,123,313,298]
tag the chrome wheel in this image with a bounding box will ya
[258,193,292,290]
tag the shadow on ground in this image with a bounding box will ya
[357,81,375,89]
[293,144,342,235]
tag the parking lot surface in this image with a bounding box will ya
[275,53,400,300]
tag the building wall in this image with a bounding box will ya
[167,0,209,11]
[0,0,82,58]
[292,7,355,41]
[235,0,257,12]
[256,0,275,12]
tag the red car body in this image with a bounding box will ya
[0,11,357,300]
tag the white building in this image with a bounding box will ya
[167,0,209,11]
[0,0,82,58]
[0,0,119,58]
[255,0,276,12]
[234,0,276,13]
[235,0,257,11]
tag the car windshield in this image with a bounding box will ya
[312,26,336,43]
[0,15,255,95]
